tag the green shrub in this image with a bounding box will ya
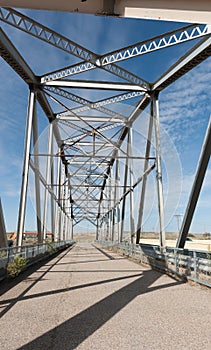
[47,243,57,253]
[6,255,27,278]
[0,251,7,258]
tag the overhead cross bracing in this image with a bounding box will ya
[0,7,210,248]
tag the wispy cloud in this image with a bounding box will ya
[160,58,211,136]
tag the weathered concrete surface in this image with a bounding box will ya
[0,242,210,350]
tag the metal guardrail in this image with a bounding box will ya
[0,240,75,280]
[98,241,211,288]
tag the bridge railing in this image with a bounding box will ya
[0,240,75,280]
[98,241,211,288]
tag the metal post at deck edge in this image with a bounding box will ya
[54,148,61,241]
[17,88,35,247]
[153,92,166,249]
[42,122,53,241]
[50,124,55,241]
[112,155,119,241]
[177,115,211,248]
[136,104,154,244]
[32,102,42,243]
[120,131,130,242]
[96,218,99,240]
[128,127,135,243]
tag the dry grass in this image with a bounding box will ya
[74,233,96,242]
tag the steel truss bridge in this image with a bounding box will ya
[0,3,211,250]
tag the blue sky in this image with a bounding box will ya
[0,9,211,234]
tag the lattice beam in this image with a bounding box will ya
[100,23,211,65]
[0,7,147,86]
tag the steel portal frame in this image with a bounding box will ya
[0,7,210,248]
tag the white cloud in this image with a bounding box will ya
[160,58,211,131]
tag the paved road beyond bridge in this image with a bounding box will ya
[0,243,210,350]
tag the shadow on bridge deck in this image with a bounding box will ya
[0,242,210,350]
[19,271,179,349]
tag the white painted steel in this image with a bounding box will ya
[43,80,146,92]
[0,3,210,249]
[0,0,210,23]
[153,94,166,248]
[17,89,35,247]
[32,103,42,243]
[42,122,53,242]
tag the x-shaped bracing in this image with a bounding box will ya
[0,6,210,245]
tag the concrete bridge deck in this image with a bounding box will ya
[0,242,210,350]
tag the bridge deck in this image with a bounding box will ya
[0,243,210,350]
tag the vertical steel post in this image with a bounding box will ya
[106,214,109,241]
[62,179,66,241]
[128,127,135,243]
[120,131,130,242]
[193,250,198,282]
[111,207,116,242]
[70,200,74,240]
[102,217,104,240]
[68,216,72,241]
[106,185,109,240]
[66,184,69,240]
[42,122,53,242]
[112,156,118,241]
[153,92,166,249]
[136,104,154,244]
[96,217,99,241]
[63,181,68,240]
[50,128,55,241]
[59,164,65,240]
[32,100,42,243]
[17,88,36,247]
[68,217,72,240]
[68,218,71,240]
[66,215,68,240]
[65,216,68,241]
[177,115,211,248]
[63,214,66,240]
[102,200,105,240]
[117,206,120,242]
[70,215,73,240]
[101,217,104,241]
[54,151,61,241]
[103,217,105,241]
[60,210,64,241]
[105,215,107,241]
[116,157,120,243]
[109,167,113,240]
